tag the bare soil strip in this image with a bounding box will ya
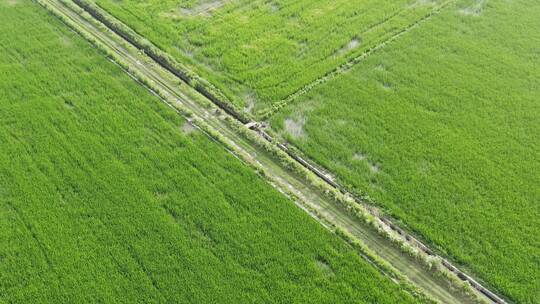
[36,1,507,303]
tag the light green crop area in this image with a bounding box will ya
[93,0,445,112]
[0,2,422,303]
[271,0,540,302]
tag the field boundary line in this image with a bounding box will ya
[39,1,508,303]
[259,0,455,120]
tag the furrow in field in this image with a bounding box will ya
[35,1,505,303]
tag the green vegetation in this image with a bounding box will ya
[271,0,540,302]
[0,2,423,303]
[92,0,445,112]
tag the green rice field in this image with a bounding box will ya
[89,0,539,302]
[93,0,445,112]
[0,2,423,303]
[270,0,540,302]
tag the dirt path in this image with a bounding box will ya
[35,1,506,303]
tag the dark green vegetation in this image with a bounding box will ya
[93,0,445,112]
[271,0,540,302]
[0,2,422,303]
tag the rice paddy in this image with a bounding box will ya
[270,0,540,302]
[0,2,424,303]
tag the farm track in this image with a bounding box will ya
[260,0,455,119]
[35,1,506,303]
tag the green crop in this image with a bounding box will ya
[271,0,540,302]
[54,0,540,302]
[0,2,423,303]
[93,0,444,113]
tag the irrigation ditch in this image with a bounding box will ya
[35,0,509,303]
